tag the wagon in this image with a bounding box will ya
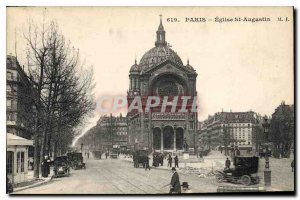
[215,156,260,186]
[133,150,149,168]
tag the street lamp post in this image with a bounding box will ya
[262,116,271,187]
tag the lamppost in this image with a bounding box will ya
[262,116,271,187]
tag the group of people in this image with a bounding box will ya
[167,154,179,168]
[152,154,163,167]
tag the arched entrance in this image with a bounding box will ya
[153,127,161,150]
[176,127,184,150]
[163,126,174,149]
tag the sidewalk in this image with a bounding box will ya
[13,168,54,193]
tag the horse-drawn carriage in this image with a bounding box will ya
[133,150,149,168]
[216,156,260,185]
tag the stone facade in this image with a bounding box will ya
[6,55,35,140]
[97,114,128,147]
[200,111,259,148]
[127,18,198,152]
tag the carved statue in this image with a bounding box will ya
[183,138,189,152]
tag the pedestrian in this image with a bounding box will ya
[174,155,179,168]
[181,182,192,193]
[225,157,231,169]
[145,157,151,171]
[105,152,108,159]
[169,167,181,194]
[291,160,294,172]
[220,147,223,154]
[87,152,90,159]
[41,157,49,177]
[153,155,157,167]
[168,154,172,168]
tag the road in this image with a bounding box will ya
[14,157,219,194]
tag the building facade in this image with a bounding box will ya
[6,55,36,139]
[6,55,35,184]
[97,114,128,148]
[127,18,198,152]
[199,111,259,149]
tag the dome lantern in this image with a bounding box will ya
[155,15,167,47]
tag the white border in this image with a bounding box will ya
[1,1,298,200]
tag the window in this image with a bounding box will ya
[7,72,13,80]
[190,122,194,129]
[7,113,13,121]
[21,152,25,172]
[17,152,20,173]
[7,85,12,92]
[6,99,12,109]
[7,151,13,174]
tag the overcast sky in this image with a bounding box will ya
[7,7,294,143]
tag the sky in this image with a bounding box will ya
[6,7,294,144]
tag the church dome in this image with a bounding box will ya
[130,60,140,72]
[138,16,183,72]
[139,45,183,70]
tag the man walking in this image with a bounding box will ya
[291,160,294,172]
[174,155,179,168]
[225,157,231,169]
[145,156,151,171]
[169,167,181,194]
[168,154,172,168]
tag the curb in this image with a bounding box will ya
[13,175,53,193]
[217,186,266,193]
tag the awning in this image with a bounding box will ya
[7,133,33,146]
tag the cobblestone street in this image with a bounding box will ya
[13,151,294,194]
[14,156,219,194]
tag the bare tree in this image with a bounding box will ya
[23,19,95,177]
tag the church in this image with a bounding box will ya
[127,16,198,154]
